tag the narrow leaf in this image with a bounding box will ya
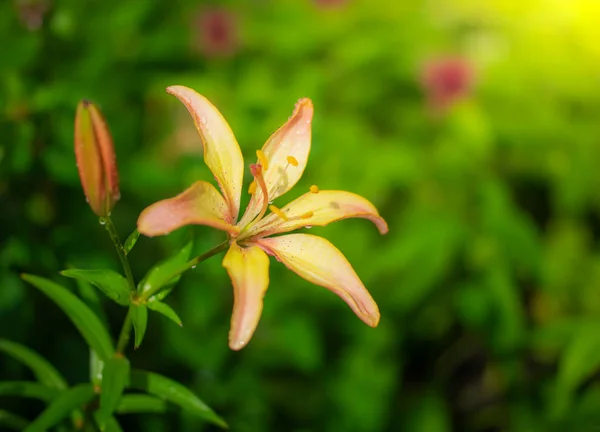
[0,340,67,389]
[129,369,226,428]
[74,277,108,326]
[90,349,104,386]
[130,305,148,349]
[0,381,59,401]
[98,356,130,430]
[21,274,114,361]
[116,394,169,414]
[61,269,130,306]
[147,300,183,327]
[124,229,140,255]
[0,410,29,431]
[24,383,95,432]
[94,413,123,432]
[138,240,193,300]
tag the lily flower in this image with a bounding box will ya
[138,86,388,350]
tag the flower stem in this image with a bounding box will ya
[115,311,133,355]
[102,216,136,292]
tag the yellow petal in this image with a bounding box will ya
[166,85,244,221]
[256,234,380,327]
[222,242,270,350]
[243,190,388,239]
[238,98,313,227]
[137,181,238,237]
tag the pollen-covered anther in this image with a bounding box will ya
[310,185,319,194]
[248,181,257,195]
[256,150,269,171]
[286,155,299,167]
[269,205,289,221]
[300,211,314,219]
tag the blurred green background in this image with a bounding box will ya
[3,0,600,430]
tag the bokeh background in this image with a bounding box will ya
[3,0,600,430]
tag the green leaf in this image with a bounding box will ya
[61,269,131,306]
[116,394,169,414]
[0,340,67,389]
[0,381,59,401]
[74,277,108,326]
[123,229,140,256]
[130,305,148,349]
[90,349,104,386]
[552,322,600,417]
[94,413,123,432]
[98,356,130,430]
[0,410,29,431]
[138,240,193,300]
[129,369,226,428]
[147,299,183,327]
[24,383,95,432]
[21,274,115,361]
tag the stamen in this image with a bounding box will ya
[300,211,314,219]
[310,185,319,194]
[256,150,269,171]
[250,163,269,222]
[269,205,289,221]
[248,181,256,195]
[286,155,299,167]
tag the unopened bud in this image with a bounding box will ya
[74,100,120,216]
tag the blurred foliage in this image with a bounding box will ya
[3,0,600,430]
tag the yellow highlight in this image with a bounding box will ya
[286,155,299,167]
[256,149,269,171]
[300,211,314,219]
[269,205,289,221]
[248,181,257,195]
[310,185,319,194]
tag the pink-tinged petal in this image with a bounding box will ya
[74,101,120,217]
[238,98,313,227]
[137,181,238,237]
[166,85,244,221]
[256,234,380,327]
[243,190,388,239]
[222,242,270,350]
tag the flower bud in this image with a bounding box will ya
[74,100,120,216]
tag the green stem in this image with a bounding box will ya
[140,240,229,301]
[102,216,136,292]
[115,312,133,355]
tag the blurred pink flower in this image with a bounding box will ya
[16,0,50,31]
[421,56,474,113]
[193,7,239,58]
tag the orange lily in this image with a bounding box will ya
[138,86,388,350]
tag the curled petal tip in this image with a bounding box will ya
[375,217,389,235]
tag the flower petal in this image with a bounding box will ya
[166,85,244,221]
[222,242,270,350]
[238,98,313,227]
[137,181,238,237]
[243,190,388,239]
[256,234,380,327]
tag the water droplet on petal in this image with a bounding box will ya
[200,116,208,125]
[305,225,312,229]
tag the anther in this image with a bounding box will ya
[310,185,319,194]
[248,181,257,195]
[256,150,269,171]
[269,205,289,221]
[300,211,314,219]
[286,155,299,167]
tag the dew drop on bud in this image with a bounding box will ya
[99,218,107,225]
[191,265,197,269]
